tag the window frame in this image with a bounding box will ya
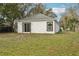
[47,22,53,31]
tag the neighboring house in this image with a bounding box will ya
[14,13,60,34]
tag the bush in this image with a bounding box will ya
[0,26,12,32]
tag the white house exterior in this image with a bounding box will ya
[14,13,60,34]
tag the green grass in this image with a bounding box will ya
[0,32,79,56]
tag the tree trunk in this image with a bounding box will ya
[10,20,15,32]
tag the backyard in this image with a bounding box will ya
[0,32,79,56]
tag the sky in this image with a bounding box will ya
[45,3,67,21]
[45,3,78,8]
[44,3,78,21]
[46,3,66,8]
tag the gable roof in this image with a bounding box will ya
[15,13,56,22]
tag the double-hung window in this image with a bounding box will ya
[47,22,53,31]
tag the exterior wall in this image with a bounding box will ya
[17,22,22,33]
[31,21,55,34]
[17,21,59,34]
[31,21,47,33]
[56,23,60,32]
[53,20,56,33]
[53,21,60,33]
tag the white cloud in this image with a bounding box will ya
[52,8,66,21]
[52,8,65,14]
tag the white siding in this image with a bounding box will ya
[31,21,54,34]
[17,22,22,33]
[53,20,56,33]
[53,21,60,33]
[17,21,59,34]
[31,21,47,33]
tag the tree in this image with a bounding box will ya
[27,4,57,18]
[60,7,78,31]
[0,4,22,31]
[27,3,45,16]
[0,3,33,32]
[18,3,33,17]
[45,8,57,18]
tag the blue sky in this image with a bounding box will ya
[45,3,67,21]
[46,3,66,8]
[44,3,78,21]
[45,3,78,8]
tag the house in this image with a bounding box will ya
[14,13,60,34]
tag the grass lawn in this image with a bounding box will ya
[0,32,79,56]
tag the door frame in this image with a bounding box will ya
[23,22,31,32]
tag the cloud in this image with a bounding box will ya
[52,8,65,14]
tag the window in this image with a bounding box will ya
[47,22,53,31]
[24,23,31,32]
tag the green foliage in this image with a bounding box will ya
[0,3,33,31]
[2,4,21,21]
[60,7,78,31]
